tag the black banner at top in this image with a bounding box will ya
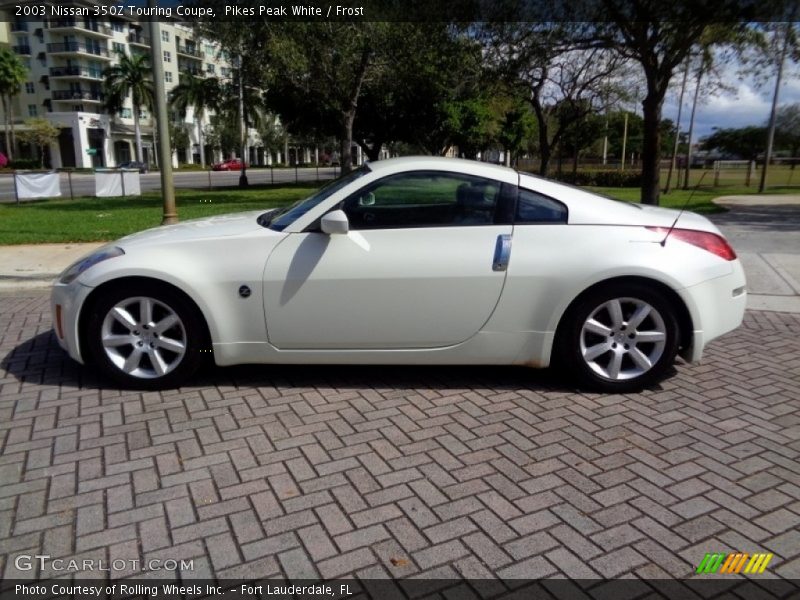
[3,0,800,22]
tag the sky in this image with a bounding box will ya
[661,60,800,141]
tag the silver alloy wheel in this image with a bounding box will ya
[579,297,667,381]
[100,296,187,379]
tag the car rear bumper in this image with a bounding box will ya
[679,259,747,363]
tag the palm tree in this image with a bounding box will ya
[0,48,28,160]
[103,52,154,163]
[170,73,220,167]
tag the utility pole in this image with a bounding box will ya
[238,53,248,188]
[664,59,689,194]
[149,2,177,224]
[621,112,628,171]
[759,22,792,193]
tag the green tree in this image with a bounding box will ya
[16,118,59,168]
[103,52,154,163]
[170,73,220,167]
[205,113,239,157]
[591,10,751,204]
[701,126,768,160]
[168,122,191,157]
[0,48,28,160]
[266,23,381,173]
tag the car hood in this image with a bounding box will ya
[117,209,278,248]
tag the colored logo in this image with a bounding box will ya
[696,553,773,574]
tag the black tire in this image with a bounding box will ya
[555,282,680,393]
[85,282,207,390]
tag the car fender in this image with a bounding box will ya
[75,237,276,350]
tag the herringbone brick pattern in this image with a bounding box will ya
[1,291,798,581]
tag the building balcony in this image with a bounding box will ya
[50,66,105,80]
[47,42,111,59]
[11,20,28,32]
[13,45,32,56]
[176,45,203,59]
[47,18,113,37]
[127,34,150,46]
[52,89,105,102]
[178,65,202,76]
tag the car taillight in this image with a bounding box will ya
[646,227,737,261]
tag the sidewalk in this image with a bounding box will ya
[710,194,800,313]
[0,195,798,314]
[0,242,103,290]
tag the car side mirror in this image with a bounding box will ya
[321,210,349,235]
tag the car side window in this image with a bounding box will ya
[341,171,503,230]
[516,188,568,224]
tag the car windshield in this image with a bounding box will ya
[267,165,370,231]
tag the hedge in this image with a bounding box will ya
[546,170,643,188]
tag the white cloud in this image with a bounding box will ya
[661,57,800,140]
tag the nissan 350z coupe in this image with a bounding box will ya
[51,157,746,392]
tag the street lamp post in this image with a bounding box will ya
[148,2,177,224]
[238,54,248,188]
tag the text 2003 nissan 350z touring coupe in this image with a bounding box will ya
[51,157,746,393]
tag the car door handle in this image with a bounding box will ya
[493,234,512,271]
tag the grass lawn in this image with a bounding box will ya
[0,186,315,245]
[0,181,797,245]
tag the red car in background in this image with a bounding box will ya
[212,158,245,171]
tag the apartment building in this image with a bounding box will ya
[1,11,252,169]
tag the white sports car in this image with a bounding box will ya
[51,157,746,392]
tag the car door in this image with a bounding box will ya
[262,170,515,350]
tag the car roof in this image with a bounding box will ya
[366,156,518,182]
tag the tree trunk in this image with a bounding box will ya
[340,113,355,174]
[197,113,206,167]
[358,139,382,162]
[1,96,10,161]
[340,46,371,175]
[9,100,16,160]
[134,107,143,163]
[530,88,550,176]
[641,89,666,205]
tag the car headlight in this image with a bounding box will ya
[59,247,125,284]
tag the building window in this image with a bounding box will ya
[161,30,169,42]
[206,63,215,75]
[118,108,132,119]
[165,71,172,83]
[25,82,35,94]
[112,21,124,32]
[28,104,37,117]
[221,67,230,78]
[204,43,215,55]
[112,42,124,55]
[163,51,171,63]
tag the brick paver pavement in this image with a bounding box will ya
[0,292,798,584]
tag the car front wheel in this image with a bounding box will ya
[86,283,206,389]
[556,283,680,393]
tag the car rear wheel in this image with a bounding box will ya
[86,283,206,389]
[556,283,680,393]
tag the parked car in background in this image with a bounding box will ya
[50,157,746,392]
[117,161,149,173]
[212,158,244,171]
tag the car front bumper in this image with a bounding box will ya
[51,281,94,365]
